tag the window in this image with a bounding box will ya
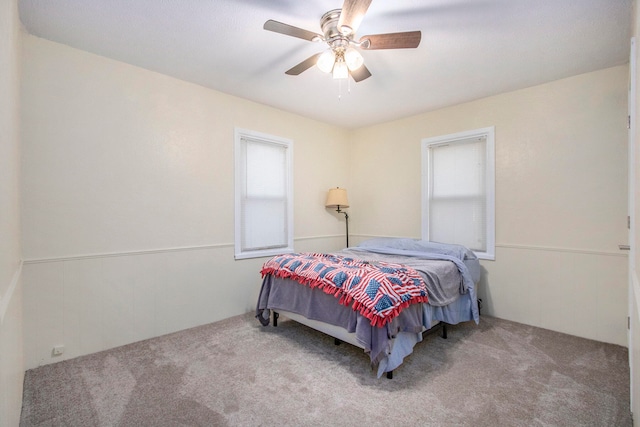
[421,127,495,260]
[234,129,293,259]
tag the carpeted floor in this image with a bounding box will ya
[20,312,631,426]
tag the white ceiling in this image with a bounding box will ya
[18,0,633,129]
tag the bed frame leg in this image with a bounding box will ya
[273,311,279,327]
[334,338,342,346]
[386,371,393,379]
[441,323,448,339]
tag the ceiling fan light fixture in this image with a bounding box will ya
[317,49,336,73]
[264,0,421,84]
[332,59,349,79]
[345,47,364,71]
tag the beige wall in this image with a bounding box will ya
[21,37,350,260]
[0,0,24,425]
[631,0,640,423]
[0,1,22,300]
[349,66,629,346]
[20,35,350,369]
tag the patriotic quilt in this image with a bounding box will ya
[260,253,429,327]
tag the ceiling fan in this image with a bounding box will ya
[263,0,421,82]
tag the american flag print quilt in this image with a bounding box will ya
[260,253,429,327]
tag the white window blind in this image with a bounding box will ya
[422,127,495,260]
[235,129,293,259]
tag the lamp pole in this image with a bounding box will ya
[336,206,349,247]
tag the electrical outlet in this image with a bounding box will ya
[52,345,64,356]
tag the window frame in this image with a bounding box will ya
[234,128,294,260]
[421,126,495,260]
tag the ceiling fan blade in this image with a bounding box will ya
[285,53,321,75]
[337,0,372,34]
[264,20,322,42]
[360,31,422,50]
[351,64,372,82]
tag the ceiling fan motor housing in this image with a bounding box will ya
[321,9,352,52]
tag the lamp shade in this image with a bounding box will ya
[317,49,335,73]
[345,47,364,71]
[325,187,349,208]
[332,60,349,80]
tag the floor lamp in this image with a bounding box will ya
[325,187,349,248]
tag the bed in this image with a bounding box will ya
[255,238,481,378]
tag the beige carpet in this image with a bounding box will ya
[20,312,631,426]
